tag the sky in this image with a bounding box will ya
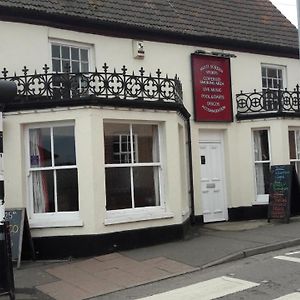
[270,0,298,27]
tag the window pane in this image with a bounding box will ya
[267,79,272,88]
[104,123,130,164]
[105,168,132,210]
[56,169,78,211]
[71,47,79,60]
[81,63,89,72]
[53,126,76,166]
[255,163,270,195]
[253,130,269,161]
[62,46,70,59]
[62,60,70,72]
[261,67,266,77]
[267,68,277,78]
[32,170,55,213]
[71,61,79,73]
[134,167,160,207]
[289,131,296,159]
[80,49,88,62]
[132,124,159,163]
[29,128,52,167]
[52,59,61,72]
[52,45,60,58]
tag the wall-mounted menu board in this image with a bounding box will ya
[268,165,295,223]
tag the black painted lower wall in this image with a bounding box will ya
[228,205,269,221]
[31,219,191,259]
[194,205,269,224]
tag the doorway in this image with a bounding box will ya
[199,132,228,223]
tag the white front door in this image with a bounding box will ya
[200,141,228,223]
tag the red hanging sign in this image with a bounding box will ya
[191,54,233,122]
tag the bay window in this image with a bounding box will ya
[104,123,161,211]
[28,123,79,224]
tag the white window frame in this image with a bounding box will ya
[25,121,82,228]
[49,39,92,73]
[289,128,300,178]
[104,121,172,224]
[261,63,287,91]
[252,128,271,204]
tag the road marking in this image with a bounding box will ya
[274,292,300,299]
[274,256,300,263]
[137,276,259,300]
[284,251,300,256]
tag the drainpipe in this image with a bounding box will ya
[297,0,300,58]
[186,117,195,224]
[0,80,17,225]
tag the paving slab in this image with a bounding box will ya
[35,253,197,300]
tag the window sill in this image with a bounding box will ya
[104,208,174,225]
[252,202,269,206]
[29,214,83,228]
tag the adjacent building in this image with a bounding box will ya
[0,0,299,258]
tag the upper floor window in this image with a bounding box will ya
[261,64,286,111]
[51,43,89,73]
[261,64,286,92]
[50,41,91,98]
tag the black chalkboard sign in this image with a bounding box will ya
[268,165,297,223]
[5,208,35,268]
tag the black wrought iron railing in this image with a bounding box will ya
[0,63,183,105]
[236,86,300,119]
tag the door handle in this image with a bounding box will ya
[206,183,216,188]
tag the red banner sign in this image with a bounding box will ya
[191,54,233,122]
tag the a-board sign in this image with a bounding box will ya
[0,222,15,300]
[5,208,35,268]
[268,165,298,223]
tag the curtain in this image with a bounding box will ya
[254,131,265,195]
[31,129,49,213]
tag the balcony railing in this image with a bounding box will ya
[236,86,300,120]
[0,64,188,117]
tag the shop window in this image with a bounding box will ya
[104,123,161,211]
[253,129,271,203]
[51,42,90,98]
[28,124,78,216]
[289,129,300,181]
[261,64,286,111]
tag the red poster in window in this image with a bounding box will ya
[191,54,233,122]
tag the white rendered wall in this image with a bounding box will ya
[1,20,300,227]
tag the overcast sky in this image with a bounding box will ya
[270,0,298,27]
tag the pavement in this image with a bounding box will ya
[3,217,300,300]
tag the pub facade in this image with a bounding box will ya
[0,0,299,257]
